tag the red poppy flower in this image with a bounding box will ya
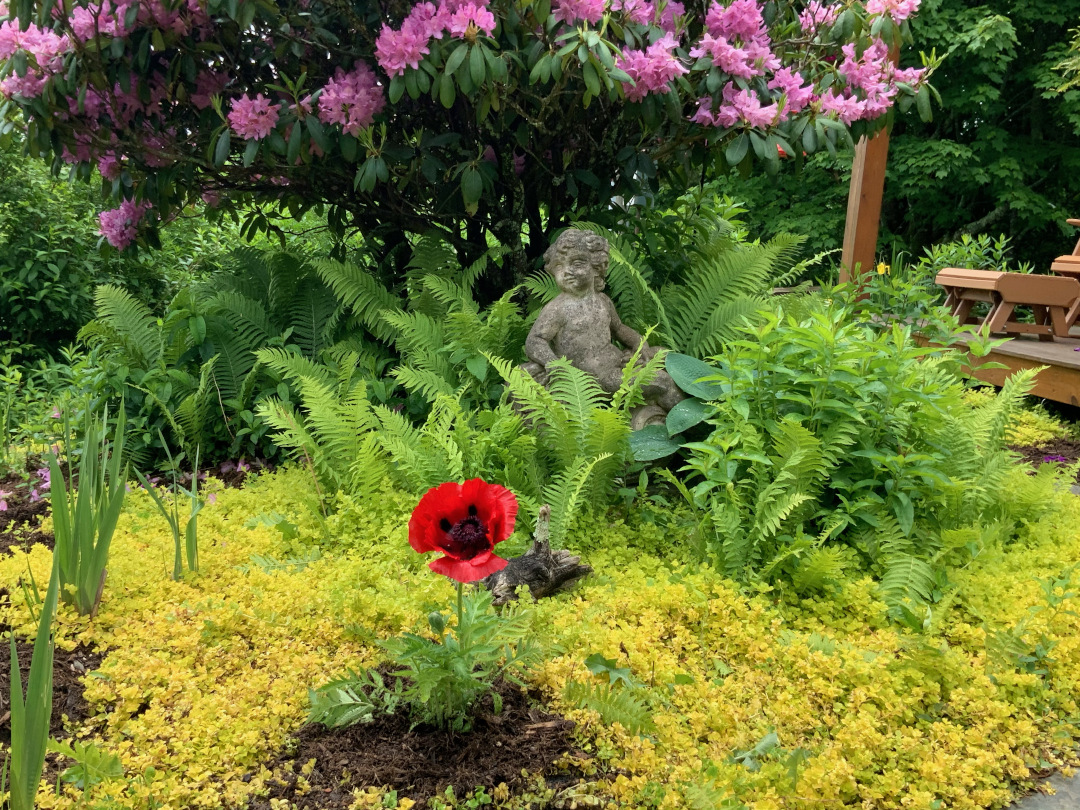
[408,479,518,583]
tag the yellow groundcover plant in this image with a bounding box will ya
[961,388,1075,446]
[1,464,1079,810]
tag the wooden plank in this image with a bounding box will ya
[997,273,1080,306]
[969,350,1080,406]
[840,129,891,283]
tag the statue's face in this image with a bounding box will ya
[553,249,595,296]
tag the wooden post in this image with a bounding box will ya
[839,127,891,283]
[840,45,900,284]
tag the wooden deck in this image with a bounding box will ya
[944,333,1080,406]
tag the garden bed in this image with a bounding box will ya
[253,680,577,808]
[1,466,1080,809]
[1010,437,1080,482]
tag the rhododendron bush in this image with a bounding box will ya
[0,0,933,274]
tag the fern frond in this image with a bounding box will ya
[81,284,162,368]
[879,555,936,609]
[313,258,402,342]
[562,681,655,735]
[543,454,611,547]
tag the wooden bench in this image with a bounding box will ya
[935,267,1080,340]
[1050,218,1080,280]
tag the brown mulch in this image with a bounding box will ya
[0,470,54,555]
[0,587,105,792]
[1010,437,1080,483]
[250,681,579,808]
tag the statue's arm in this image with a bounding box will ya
[606,296,648,351]
[525,306,563,367]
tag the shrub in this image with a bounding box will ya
[668,308,1042,611]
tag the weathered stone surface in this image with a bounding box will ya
[522,230,683,428]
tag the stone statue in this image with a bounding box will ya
[522,230,684,429]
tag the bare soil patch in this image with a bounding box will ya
[251,681,578,808]
[1010,438,1080,483]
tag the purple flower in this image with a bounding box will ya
[227,93,280,141]
[0,489,10,511]
[1043,455,1070,463]
[29,488,40,502]
[36,467,51,490]
[237,459,250,473]
[49,405,61,419]
[220,461,237,474]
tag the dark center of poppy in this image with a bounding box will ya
[438,505,491,560]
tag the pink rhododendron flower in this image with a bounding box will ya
[690,0,778,79]
[690,82,776,128]
[227,93,280,140]
[617,33,688,101]
[0,19,69,98]
[611,0,653,25]
[70,2,134,41]
[375,1,448,77]
[798,0,839,31]
[98,198,151,249]
[97,152,122,179]
[376,20,433,76]
[865,0,919,23]
[819,87,864,122]
[768,66,814,115]
[191,70,228,109]
[658,0,683,32]
[316,63,385,136]
[446,1,496,37]
[551,0,606,25]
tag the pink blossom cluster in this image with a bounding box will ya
[691,81,777,127]
[617,33,687,101]
[798,0,839,31]
[70,2,134,40]
[227,93,280,140]
[316,63,387,136]
[609,0,683,31]
[70,0,209,43]
[0,18,70,99]
[551,0,605,25]
[865,0,919,23]
[98,198,151,250]
[768,66,814,115]
[375,0,496,78]
[191,70,228,109]
[690,0,779,80]
[820,37,924,122]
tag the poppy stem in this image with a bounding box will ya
[456,580,463,630]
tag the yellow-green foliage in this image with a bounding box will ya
[1,466,1080,810]
[962,387,1075,446]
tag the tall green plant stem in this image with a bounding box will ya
[134,434,202,580]
[51,406,128,617]
[7,556,60,810]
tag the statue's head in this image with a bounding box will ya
[544,230,610,296]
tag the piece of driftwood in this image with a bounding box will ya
[481,505,592,605]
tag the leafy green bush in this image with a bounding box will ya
[310,589,541,732]
[667,308,1042,612]
[72,248,348,465]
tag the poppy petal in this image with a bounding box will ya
[429,553,508,583]
[460,478,518,546]
[409,480,467,553]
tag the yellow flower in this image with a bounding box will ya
[876,262,890,275]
